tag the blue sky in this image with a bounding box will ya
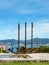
[0,0,49,40]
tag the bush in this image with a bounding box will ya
[36,46,49,53]
[3,50,8,53]
[0,48,3,53]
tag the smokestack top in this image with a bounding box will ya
[31,22,33,27]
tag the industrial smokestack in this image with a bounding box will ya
[31,22,33,48]
[18,23,20,51]
[25,22,27,48]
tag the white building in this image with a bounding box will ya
[0,44,6,50]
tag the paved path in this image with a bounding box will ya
[0,53,49,61]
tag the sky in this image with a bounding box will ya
[0,0,49,40]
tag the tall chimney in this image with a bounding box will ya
[31,22,33,48]
[25,22,27,48]
[18,23,20,51]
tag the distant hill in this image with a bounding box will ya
[0,39,24,45]
[0,38,49,45]
[34,38,49,44]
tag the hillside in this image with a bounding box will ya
[0,38,49,45]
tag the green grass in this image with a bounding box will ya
[0,62,49,65]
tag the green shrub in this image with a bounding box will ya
[36,46,49,53]
[0,48,3,53]
[3,50,8,53]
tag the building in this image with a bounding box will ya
[0,44,6,50]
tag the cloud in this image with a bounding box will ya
[19,19,49,40]
[0,30,18,40]
[17,9,38,14]
[0,0,49,15]
[33,19,49,38]
[0,19,49,40]
[0,0,49,40]
[0,0,18,9]
[22,0,41,3]
[13,0,49,14]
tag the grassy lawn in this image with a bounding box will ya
[0,62,49,65]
